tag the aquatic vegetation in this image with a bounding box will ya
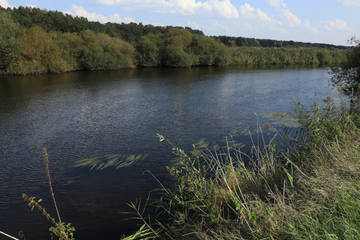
[262,112,298,128]
[125,98,360,240]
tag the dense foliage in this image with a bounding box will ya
[231,47,347,65]
[331,37,360,97]
[0,6,349,75]
[0,10,137,74]
[0,11,21,71]
[2,5,203,44]
[213,35,349,49]
[136,29,230,67]
[4,5,346,50]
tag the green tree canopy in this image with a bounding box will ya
[0,11,21,72]
[136,34,163,67]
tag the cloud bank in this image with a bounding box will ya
[337,0,360,6]
[239,3,282,24]
[65,4,135,23]
[94,0,239,19]
[0,0,13,8]
[263,0,286,8]
[281,9,301,27]
[319,19,352,32]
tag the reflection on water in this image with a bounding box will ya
[0,65,338,239]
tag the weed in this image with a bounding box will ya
[125,97,360,240]
[22,149,75,240]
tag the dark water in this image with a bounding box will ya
[0,65,339,239]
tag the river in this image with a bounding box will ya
[0,65,340,239]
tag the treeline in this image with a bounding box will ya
[0,11,136,74]
[0,9,230,74]
[230,47,347,65]
[3,5,348,49]
[0,6,349,75]
[136,29,230,67]
[2,5,204,44]
[213,35,349,50]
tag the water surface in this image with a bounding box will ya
[0,65,339,239]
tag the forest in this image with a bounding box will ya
[213,35,349,49]
[0,6,350,75]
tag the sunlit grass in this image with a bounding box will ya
[125,98,360,240]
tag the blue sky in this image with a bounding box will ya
[1,0,359,46]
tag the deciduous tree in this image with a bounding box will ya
[0,11,21,72]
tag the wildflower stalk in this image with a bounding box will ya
[43,148,62,223]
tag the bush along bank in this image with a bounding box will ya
[0,10,348,75]
[124,97,360,240]
[0,11,136,75]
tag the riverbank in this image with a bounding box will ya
[0,10,348,76]
[0,62,354,239]
[126,99,360,239]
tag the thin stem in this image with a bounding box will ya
[43,148,62,223]
[0,231,19,240]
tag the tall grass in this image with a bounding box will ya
[126,97,360,239]
[21,149,76,240]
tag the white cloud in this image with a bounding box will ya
[337,0,360,6]
[0,1,36,10]
[142,20,164,26]
[66,4,135,23]
[187,20,215,31]
[26,4,37,8]
[281,9,301,27]
[208,0,239,19]
[305,19,318,34]
[263,0,286,8]
[209,19,230,31]
[239,3,282,24]
[188,20,199,28]
[243,22,257,31]
[108,13,135,23]
[319,19,352,31]
[94,0,239,19]
[269,26,287,33]
[0,0,13,8]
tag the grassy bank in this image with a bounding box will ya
[126,98,360,239]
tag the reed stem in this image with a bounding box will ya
[43,148,62,223]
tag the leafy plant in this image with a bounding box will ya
[22,194,75,240]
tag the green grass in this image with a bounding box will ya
[125,98,360,240]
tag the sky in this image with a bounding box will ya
[1,0,359,46]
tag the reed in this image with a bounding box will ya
[125,95,360,239]
[22,149,75,240]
